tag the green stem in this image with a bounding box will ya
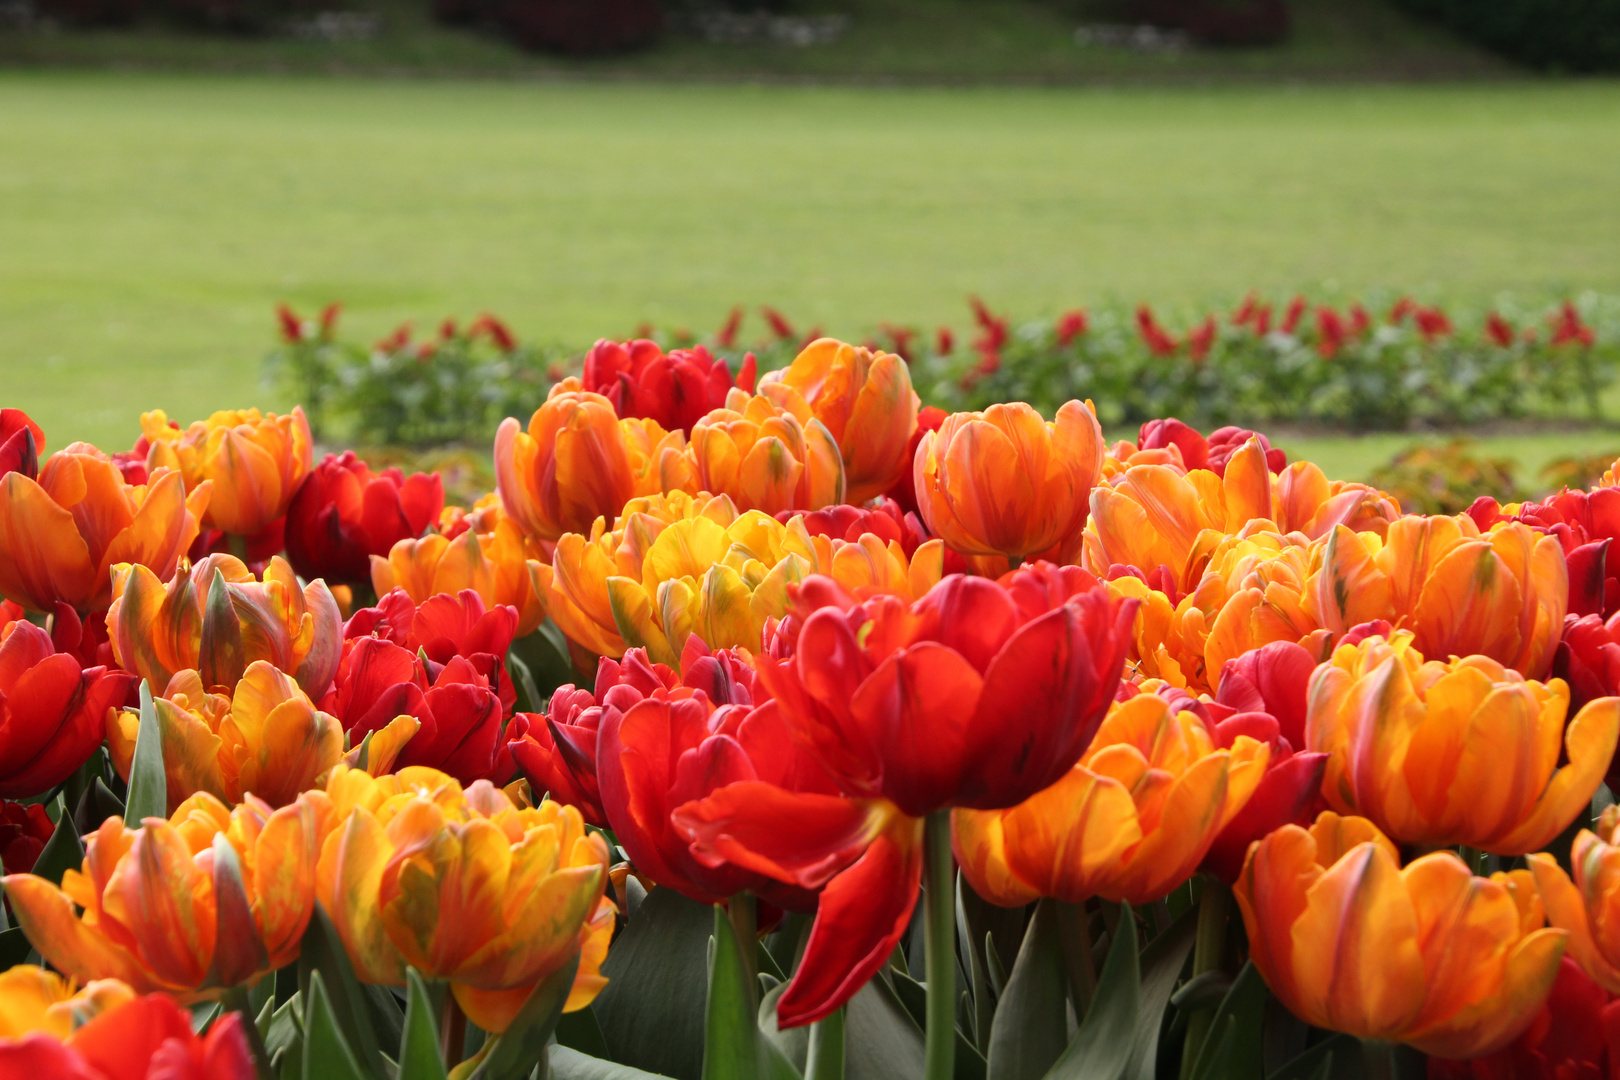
[923,810,956,1080]
[728,891,758,1011]
[1360,1039,1396,1080]
[805,1005,847,1080]
[226,532,251,563]
[441,989,467,1069]
[1179,878,1231,1080]
[1053,899,1095,1021]
[221,982,273,1080]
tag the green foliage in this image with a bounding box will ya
[1395,0,1620,71]
[1367,438,1523,515]
[125,680,168,824]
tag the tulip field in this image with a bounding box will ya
[3,327,1620,1080]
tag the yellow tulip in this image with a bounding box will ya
[1306,631,1619,854]
[0,965,133,1041]
[143,407,312,538]
[684,389,845,515]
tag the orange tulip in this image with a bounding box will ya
[684,389,845,515]
[762,338,919,503]
[0,445,208,613]
[494,380,687,545]
[3,791,324,999]
[1235,812,1566,1058]
[315,765,614,1033]
[371,496,546,636]
[0,964,133,1041]
[107,553,343,700]
[142,407,313,538]
[953,691,1268,906]
[1307,631,1618,855]
[913,400,1103,569]
[1530,806,1620,993]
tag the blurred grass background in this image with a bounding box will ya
[2,69,1618,478]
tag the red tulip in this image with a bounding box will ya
[1197,707,1327,884]
[342,587,519,712]
[0,799,53,874]
[0,408,43,481]
[283,452,444,584]
[775,496,944,562]
[582,338,757,435]
[1426,957,1620,1080]
[1206,425,1287,476]
[884,404,945,516]
[1556,612,1620,790]
[0,621,134,798]
[1214,640,1317,750]
[0,991,256,1080]
[1137,418,1209,471]
[1472,488,1620,618]
[756,562,1137,817]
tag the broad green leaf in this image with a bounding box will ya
[302,971,370,1080]
[510,619,580,700]
[557,1006,611,1059]
[125,680,168,824]
[759,981,811,1074]
[263,992,305,1075]
[550,1047,677,1079]
[1187,962,1267,1080]
[704,904,800,1080]
[1043,902,1140,1080]
[32,796,83,886]
[71,775,125,838]
[804,1007,846,1080]
[398,970,449,1080]
[1123,903,1197,1080]
[1267,1035,1356,1080]
[594,886,713,1080]
[987,899,1067,1080]
[844,975,924,1080]
[887,969,985,1080]
[298,905,387,1079]
[465,955,579,1080]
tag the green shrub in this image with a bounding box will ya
[1395,0,1620,72]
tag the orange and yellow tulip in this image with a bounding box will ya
[315,765,614,1033]
[142,407,313,538]
[1530,806,1620,993]
[3,791,324,999]
[494,381,687,545]
[107,553,343,700]
[0,446,208,613]
[1307,631,1618,855]
[761,338,919,503]
[914,400,1103,569]
[953,691,1268,906]
[1235,812,1566,1058]
[684,389,845,515]
[0,964,133,1041]
[372,496,547,636]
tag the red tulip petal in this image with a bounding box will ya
[672,780,876,888]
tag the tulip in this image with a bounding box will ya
[1426,957,1620,1080]
[952,692,1270,905]
[494,380,687,545]
[283,452,444,585]
[0,409,43,481]
[684,388,845,515]
[0,986,255,1079]
[1237,812,1566,1057]
[108,553,342,701]
[371,496,546,637]
[142,407,313,539]
[756,563,1136,816]
[1474,486,1620,619]
[0,621,133,799]
[1307,630,1618,854]
[1214,640,1317,749]
[1197,707,1327,885]
[0,964,133,1041]
[342,586,519,713]
[762,338,920,503]
[914,400,1103,568]
[315,765,614,1033]
[1530,806,1620,995]
[581,338,757,435]
[4,791,323,998]
[0,801,54,875]
[885,405,946,515]
[0,445,209,614]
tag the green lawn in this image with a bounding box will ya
[3,71,1619,475]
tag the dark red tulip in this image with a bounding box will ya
[1215,640,1317,750]
[1471,487,1620,618]
[581,338,757,435]
[1137,418,1209,471]
[1198,708,1327,884]
[0,799,53,875]
[1206,425,1286,476]
[0,409,43,482]
[1426,957,1620,1080]
[284,452,444,585]
[0,621,134,799]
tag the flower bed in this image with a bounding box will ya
[3,331,1620,1078]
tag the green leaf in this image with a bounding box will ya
[804,1007,845,1080]
[0,926,32,967]
[556,1006,611,1059]
[398,970,449,1080]
[758,981,810,1074]
[1267,1035,1357,1080]
[263,992,304,1074]
[465,955,579,1080]
[987,899,1067,1080]
[302,971,371,1080]
[71,776,125,838]
[549,1047,677,1079]
[703,904,800,1080]
[30,799,83,886]
[1187,962,1267,1080]
[298,904,387,1079]
[125,680,168,824]
[593,885,713,1080]
[886,969,985,1080]
[1124,903,1197,1080]
[505,650,544,716]
[1042,902,1140,1080]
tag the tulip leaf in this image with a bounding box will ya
[0,926,31,968]
[398,970,449,1080]
[758,981,810,1074]
[987,899,1067,1080]
[1266,1035,1356,1080]
[1041,902,1139,1080]
[298,904,388,1080]
[886,968,985,1080]
[466,954,579,1080]
[703,903,801,1080]
[556,1005,612,1059]
[125,680,168,825]
[303,971,371,1080]
[1186,963,1267,1080]
[505,650,545,716]
[550,1047,677,1079]
[30,798,83,886]
[593,885,713,1080]
[263,993,305,1077]
[1123,903,1197,1080]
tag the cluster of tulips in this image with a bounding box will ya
[1,332,1620,1080]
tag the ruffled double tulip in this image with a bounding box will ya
[1236,813,1566,1058]
[371,496,546,636]
[0,979,255,1079]
[0,445,209,613]
[108,553,342,700]
[495,380,687,545]
[284,452,444,584]
[342,587,518,711]
[582,339,757,435]
[4,791,324,998]
[1133,418,1287,477]
[0,409,43,480]
[142,407,313,539]
[1214,640,1316,749]
[914,400,1103,568]
[1307,631,1618,854]
[953,692,1270,906]
[0,620,133,799]
[1471,486,1620,619]
[1530,805,1620,995]
[684,389,845,515]
[315,765,614,1033]
[106,662,351,811]
[1557,612,1620,789]
[761,338,919,503]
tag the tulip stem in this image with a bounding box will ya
[805,1005,846,1080]
[222,982,273,1080]
[728,891,758,1010]
[1178,877,1230,1080]
[441,989,467,1069]
[1054,899,1095,1021]
[1360,1039,1396,1080]
[226,532,250,563]
[922,810,956,1080]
